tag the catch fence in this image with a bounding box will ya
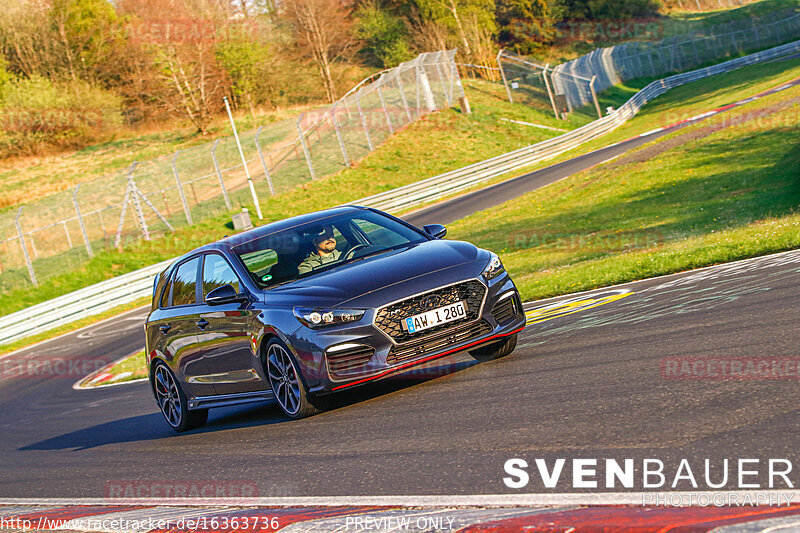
[0,50,463,292]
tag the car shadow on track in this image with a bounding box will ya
[18,357,478,451]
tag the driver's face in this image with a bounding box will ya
[315,235,337,254]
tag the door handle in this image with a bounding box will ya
[159,324,171,334]
[196,319,209,330]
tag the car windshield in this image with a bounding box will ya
[232,210,428,288]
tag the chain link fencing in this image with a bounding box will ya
[0,49,463,293]
[499,10,800,113]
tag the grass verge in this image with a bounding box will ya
[447,81,800,301]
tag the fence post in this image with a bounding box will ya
[296,113,317,180]
[497,50,514,103]
[542,63,559,119]
[433,53,451,106]
[223,97,263,219]
[377,82,394,135]
[329,107,350,167]
[127,162,150,241]
[171,150,193,224]
[395,73,413,122]
[355,89,374,152]
[61,221,73,248]
[589,76,602,119]
[418,61,437,112]
[72,184,93,258]
[211,139,232,210]
[254,126,275,196]
[15,207,37,286]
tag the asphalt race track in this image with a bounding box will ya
[1,79,799,499]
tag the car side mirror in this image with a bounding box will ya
[423,224,447,239]
[206,284,248,305]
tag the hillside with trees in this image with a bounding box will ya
[0,0,702,158]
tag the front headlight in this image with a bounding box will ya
[293,307,365,328]
[482,252,505,280]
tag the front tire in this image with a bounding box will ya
[264,339,320,419]
[469,334,518,362]
[152,362,208,432]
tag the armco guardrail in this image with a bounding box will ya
[355,38,800,213]
[1,39,798,346]
[0,259,172,345]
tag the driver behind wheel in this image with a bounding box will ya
[298,225,341,274]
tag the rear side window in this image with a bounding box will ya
[171,257,200,306]
[202,254,240,299]
[159,275,173,308]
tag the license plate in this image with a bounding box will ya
[403,301,466,334]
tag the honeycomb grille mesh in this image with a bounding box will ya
[374,280,486,343]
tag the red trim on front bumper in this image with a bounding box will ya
[331,325,525,391]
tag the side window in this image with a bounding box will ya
[159,274,173,308]
[352,218,406,248]
[172,257,200,307]
[202,254,240,299]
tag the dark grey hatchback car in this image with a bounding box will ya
[146,206,525,431]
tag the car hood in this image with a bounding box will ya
[263,240,489,308]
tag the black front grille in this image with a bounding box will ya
[374,280,486,343]
[326,344,375,378]
[387,319,492,365]
[492,294,519,324]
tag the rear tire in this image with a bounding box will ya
[469,334,518,362]
[152,361,208,432]
[264,339,320,419]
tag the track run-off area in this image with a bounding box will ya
[0,71,798,519]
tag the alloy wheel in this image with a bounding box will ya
[154,364,182,428]
[267,344,302,416]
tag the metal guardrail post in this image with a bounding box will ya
[542,63,559,119]
[15,207,37,286]
[497,50,514,103]
[296,113,317,180]
[72,184,93,258]
[171,150,193,224]
[211,139,232,210]
[329,107,350,167]
[254,126,276,196]
[355,90,374,152]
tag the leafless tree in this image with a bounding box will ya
[280,0,358,103]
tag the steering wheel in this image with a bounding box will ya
[343,243,368,260]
